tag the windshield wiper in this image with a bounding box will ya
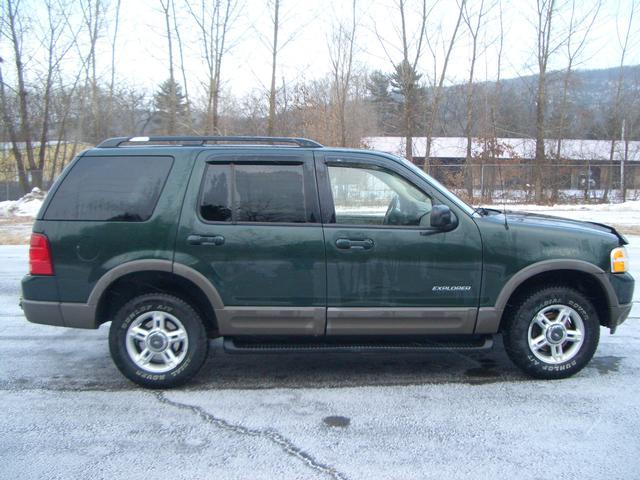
[473,207,505,216]
[473,207,488,216]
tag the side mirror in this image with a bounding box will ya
[430,204,455,229]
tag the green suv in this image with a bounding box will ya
[21,136,634,388]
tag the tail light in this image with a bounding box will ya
[29,233,54,275]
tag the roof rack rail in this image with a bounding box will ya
[96,136,324,148]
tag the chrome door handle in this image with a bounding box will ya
[187,234,225,246]
[336,238,374,250]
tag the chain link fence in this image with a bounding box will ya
[1,164,639,205]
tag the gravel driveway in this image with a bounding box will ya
[1,241,639,479]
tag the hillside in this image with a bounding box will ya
[368,65,640,141]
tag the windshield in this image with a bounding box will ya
[389,154,475,216]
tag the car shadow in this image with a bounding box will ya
[181,338,527,390]
[1,332,554,392]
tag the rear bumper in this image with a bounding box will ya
[21,299,98,329]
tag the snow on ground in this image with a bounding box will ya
[1,240,639,479]
[0,188,44,218]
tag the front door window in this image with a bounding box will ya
[327,165,432,227]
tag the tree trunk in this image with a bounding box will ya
[268,0,280,136]
[172,0,193,132]
[533,0,556,204]
[0,63,30,193]
[462,0,483,200]
[8,0,37,190]
[162,0,177,134]
[534,70,546,204]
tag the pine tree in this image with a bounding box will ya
[153,78,188,134]
[390,60,422,144]
[367,70,400,135]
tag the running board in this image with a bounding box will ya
[223,336,494,354]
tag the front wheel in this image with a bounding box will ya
[503,286,600,379]
[109,293,209,388]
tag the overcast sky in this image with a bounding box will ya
[11,0,640,100]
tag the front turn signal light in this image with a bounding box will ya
[611,246,628,273]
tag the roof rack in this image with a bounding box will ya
[96,136,323,148]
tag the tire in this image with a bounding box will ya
[503,285,600,379]
[109,293,209,388]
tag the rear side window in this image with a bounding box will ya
[200,164,232,222]
[45,156,173,221]
[199,163,308,223]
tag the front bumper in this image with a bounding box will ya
[609,302,633,333]
[606,272,634,333]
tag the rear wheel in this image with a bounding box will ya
[109,293,208,388]
[503,286,600,379]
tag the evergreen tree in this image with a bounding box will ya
[388,60,423,151]
[153,78,188,134]
[367,70,400,135]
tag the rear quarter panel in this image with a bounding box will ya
[31,148,197,303]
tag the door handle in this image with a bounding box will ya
[187,234,225,246]
[336,238,374,250]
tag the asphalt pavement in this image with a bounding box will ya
[1,241,639,479]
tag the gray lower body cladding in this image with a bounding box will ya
[214,306,477,336]
[21,300,633,336]
[21,299,97,329]
[22,300,478,336]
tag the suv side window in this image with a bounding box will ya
[200,164,232,222]
[199,163,309,223]
[44,155,173,221]
[327,164,432,226]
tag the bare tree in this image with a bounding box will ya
[462,0,488,198]
[549,0,600,202]
[0,59,30,192]
[1,0,37,191]
[605,0,636,202]
[186,0,239,135]
[160,0,179,134]
[554,1,599,158]
[107,0,121,136]
[423,0,466,170]
[1,0,76,190]
[267,0,280,136]
[263,1,307,136]
[171,0,194,131]
[489,0,505,201]
[532,0,561,203]
[328,0,357,146]
[79,0,107,143]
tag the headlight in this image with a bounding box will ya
[611,246,628,273]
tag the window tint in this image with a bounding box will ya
[235,164,307,223]
[200,164,232,222]
[45,156,173,221]
[327,165,432,226]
